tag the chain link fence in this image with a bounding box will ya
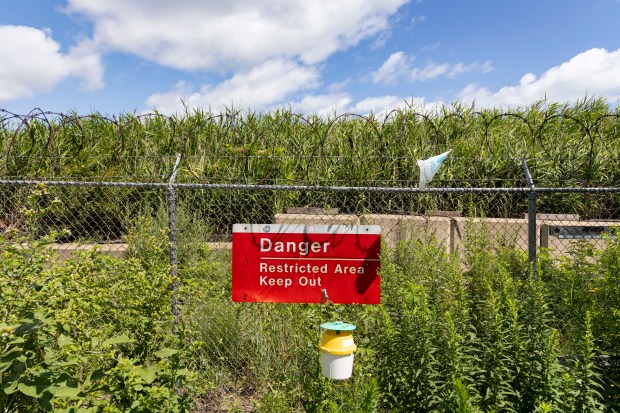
[3,105,620,409]
[1,176,619,411]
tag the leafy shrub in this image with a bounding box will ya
[3,185,620,411]
[0,196,196,412]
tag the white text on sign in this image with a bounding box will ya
[260,238,330,255]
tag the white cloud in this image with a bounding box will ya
[327,79,351,93]
[352,95,445,116]
[411,60,493,81]
[458,48,620,107]
[283,94,444,117]
[409,62,451,81]
[146,58,319,113]
[372,52,493,84]
[288,93,353,116]
[421,42,441,52]
[65,0,410,72]
[372,51,411,84]
[277,93,411,116]
[0,25,103,102]
[354,95,404,114]
[411,15,426,26]
[447,61,493,78]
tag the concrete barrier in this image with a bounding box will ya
[451,217,531,255]
[45,214,614,263]
[360,214,452,250]
[51,243,128,260]
[274,213,359,226]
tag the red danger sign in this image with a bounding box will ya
[232,224,381,304]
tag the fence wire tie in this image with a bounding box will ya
[319,289,331,336]
[319,289,331,321]
[319,288,343,325]
[320,288,330,306]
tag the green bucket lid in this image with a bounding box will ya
[320,321,356,331]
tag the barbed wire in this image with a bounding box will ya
[1,105,619,186]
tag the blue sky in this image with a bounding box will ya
[1,0,620,115]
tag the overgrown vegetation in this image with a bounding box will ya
[2,99,620,411]
[0,99,619,185]
[4,185,619,412]
[1,186,195,412]
[1,99,620,235]
[188,228,620,412]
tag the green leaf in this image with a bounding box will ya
[154,348,178,358]
[38,391,54,411]
[136,366,159,384]
[54,360,79,367]
[44,348,59,365]
[83,369,105,387]
[2,380,19,395]
[53,386,82,398]
[175,368,190,377]
[0,349,23,366]
[53,408,92,413]
[14,320,42,335]
[18,382,46,397]
[101,334,133,347]
[57,334,74,348]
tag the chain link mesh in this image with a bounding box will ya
[1,181,619,410]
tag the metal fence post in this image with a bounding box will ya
[522,158,537,276]
[168,154,182,332]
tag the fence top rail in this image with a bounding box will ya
[0,179,618,194]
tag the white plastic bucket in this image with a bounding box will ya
[320,352,355,380]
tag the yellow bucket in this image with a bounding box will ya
[319,322,356,379]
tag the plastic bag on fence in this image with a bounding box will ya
[417,150,452,189]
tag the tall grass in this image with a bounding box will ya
[2,185,619,411]
[176,223,619,412]
[2,99,619,239]
[1,99,619,187]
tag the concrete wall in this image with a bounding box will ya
[273,212,617,260]
[51,243,128,260]
[274,213,359,226]
[360,214,452,250]
[451,217,531,253]
[45,215,617,262]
